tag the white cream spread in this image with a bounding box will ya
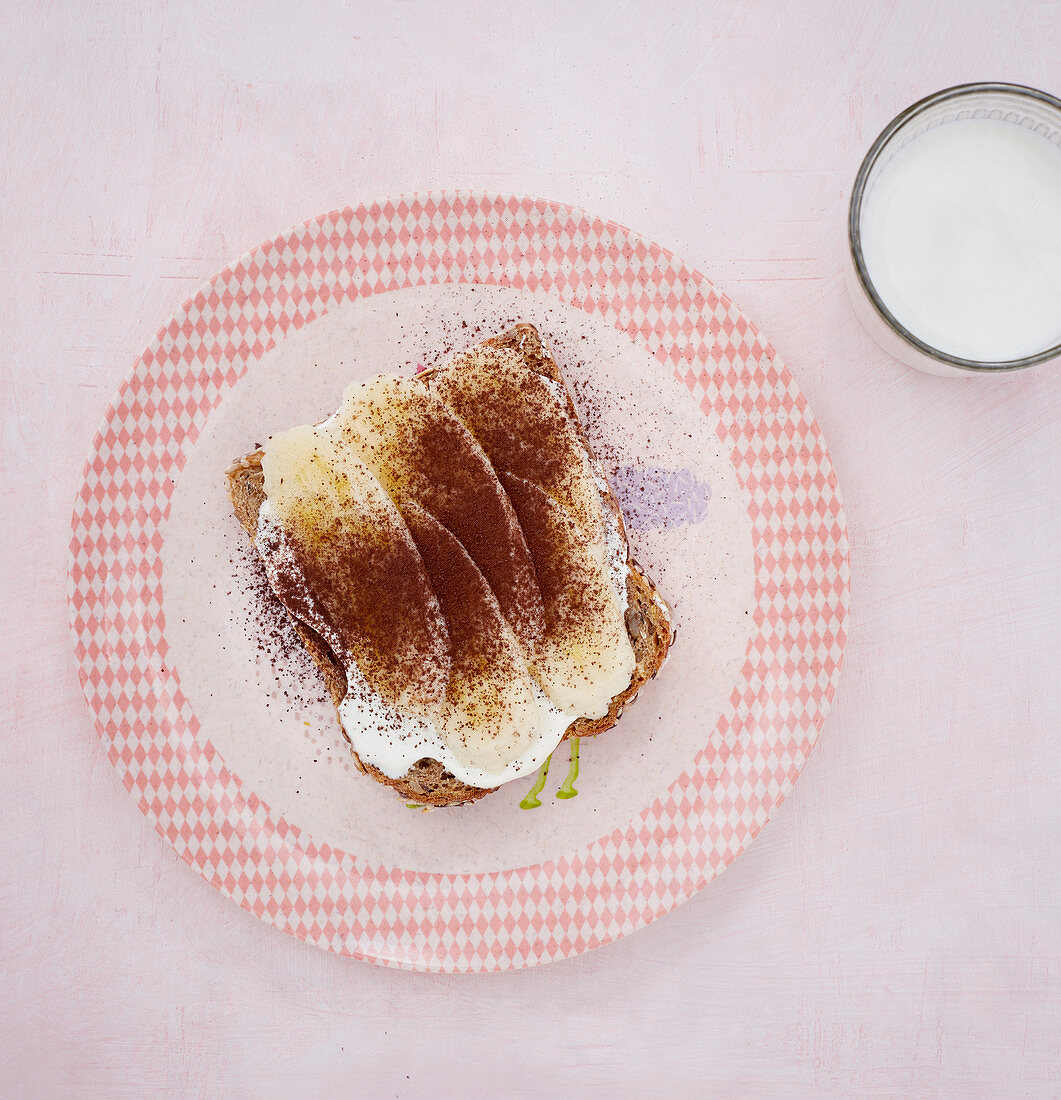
[338,675,576,788]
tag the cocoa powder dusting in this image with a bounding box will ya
[498,471,608,650]
[435,353,573,491]
[402,505,514,682]
[431,346,599,537]
[402,501,536,760]
[232,539,330,711]
[336,383,545,652]
[268,504,450,714]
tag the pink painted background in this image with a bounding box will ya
[3,0,1059,1095]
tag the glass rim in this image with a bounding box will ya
[848,81,1061,373]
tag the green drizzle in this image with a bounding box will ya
[519,752,553,809]
[556,736,580,799]
[518,738,582,808]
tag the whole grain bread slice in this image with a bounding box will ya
[226,325,674,807]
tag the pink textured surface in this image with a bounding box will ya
[4,0,1060,1094]
[68,193,849,970]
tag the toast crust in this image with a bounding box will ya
[226,325,673,807]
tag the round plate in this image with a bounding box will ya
[68,192,850,972]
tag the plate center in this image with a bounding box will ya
[161,283,756,873]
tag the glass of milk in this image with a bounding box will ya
[847,83,1061,377]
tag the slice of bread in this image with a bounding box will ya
[226,325,673,807]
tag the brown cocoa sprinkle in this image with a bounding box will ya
[402,502,524,726]
[431,346,604,543]
[262,504,451,714]
[335,383,545,653]
[498,470,610,656]
[231,542,332,713]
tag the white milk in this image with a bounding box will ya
[860,117,1061,362]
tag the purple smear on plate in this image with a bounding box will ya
[609,466,711,532]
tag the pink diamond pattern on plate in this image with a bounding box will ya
[68,192,850,972]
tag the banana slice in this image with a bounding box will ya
[332,375,545,654]
[401,502,542,776]
[431,344,609,562]
[498,471,635,719]
[261,423,451,719]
